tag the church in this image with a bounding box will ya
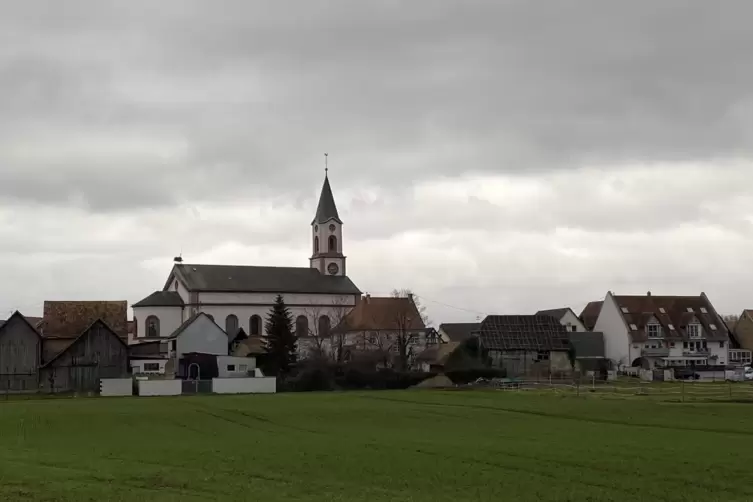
[131,173,362,343]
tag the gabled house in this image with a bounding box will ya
[167,312,229,377]
[478,315,571,377]
[730,310,753,366]
[335,294,427,368]
[593,291,734,369]
[579,301,604,331]
[0,312,42,392]
[437,323,480,343]
[40,319,129,393]
[536,308,587,332]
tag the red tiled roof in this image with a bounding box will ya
[338,297,425,332]
[40,301,128,339]
[579,301,603,330]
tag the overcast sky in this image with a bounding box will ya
[2,1,753,323]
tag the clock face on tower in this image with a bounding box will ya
[327,263,339,275]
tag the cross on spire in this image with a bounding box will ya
[324,152,328,176]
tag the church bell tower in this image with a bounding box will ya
[310,162,346,276]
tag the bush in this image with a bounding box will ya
[283,366,335,392]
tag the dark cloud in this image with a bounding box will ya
[1,2,753,321]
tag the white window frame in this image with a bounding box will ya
[647,323,662,338]
[687,323,701,338]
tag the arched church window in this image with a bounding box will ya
[318,315,331,337]
[225,314,239,336]
[146,316,160,337]
[328,235,337,252]
[314,236,319,253]
[249,315,261,336]
[296,315,309,338]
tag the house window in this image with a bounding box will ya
[227,365,236,372]
[328,235,337,252]
[144,363,160,372]
[225,315,239,336]
[647,323,661,338]
[683,342,688,349]
[296,315,309,338]
[670,342,675,348]
[239,364,248,372]
[687,324,700,338]
[314,236,319,253]
[536,351,550,361]
[249,315,261,336]
[170,340,177,352]
[720,341,725,348]
[146,316,160,337]
[318,315,331,337]
[571,325,577,332]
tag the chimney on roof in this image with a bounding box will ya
[407,293,414,302]
[363,294,370,303]
[647,291,651,297]
[174,255,183,263]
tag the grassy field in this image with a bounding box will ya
[2,391,753,501]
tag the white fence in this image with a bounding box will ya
[212,377,276,394]
[137,379,182,396]
[100,378,133,397]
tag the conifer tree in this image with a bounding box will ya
[263,294,297,375]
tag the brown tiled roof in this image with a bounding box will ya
[579,301,603,330]
[232,336,265,356]
[337,297,425,332]
[613,294,728,342]
[416,341,461,364]
[42,319,127,368]
[40,301,128,339]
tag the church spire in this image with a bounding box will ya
[312,164,342,225]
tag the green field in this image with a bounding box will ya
[2,390,753,501]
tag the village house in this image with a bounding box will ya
[335,294,427,368]
[729,310,753,366]
[536,308,587,332]
[478,315,572,377]
[586,291,742,369]
[131,173,361,349]
[437,323,480,343]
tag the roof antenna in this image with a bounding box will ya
[324,152,328,177]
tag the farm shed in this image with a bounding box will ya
[478,315,571,378]
[40,319,129,393]
[0,311,41,392]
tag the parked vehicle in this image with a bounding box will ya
[674,368,700,380]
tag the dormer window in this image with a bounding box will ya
[687,323,701,338]
[647,323,662,338]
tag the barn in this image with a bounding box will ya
[0,311,42,393]
[40,319,129,393]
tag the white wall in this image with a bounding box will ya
[560,310,587,332]
[130,359,168,375]
[100,378,133,396]
[138,379,182,396]
[175,315,228,360]
[212,377,276,394]
[594,292,631,366]
[217,355,256,378]
[132,305,185,339]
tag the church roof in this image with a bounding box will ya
[171,264,361,295]
[133,291,184,308]
[312,175,342,225]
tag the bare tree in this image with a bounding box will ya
[302,305,328,360]
[388,289,427,371]
[328,296,351,363]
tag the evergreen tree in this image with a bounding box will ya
[263,294,298,375]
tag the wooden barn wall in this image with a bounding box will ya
[0,316,40,392]
[41,323,128,393]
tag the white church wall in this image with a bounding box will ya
[197,292,356,306]
[132,306,185,339]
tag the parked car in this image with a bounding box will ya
[674,368,700,380]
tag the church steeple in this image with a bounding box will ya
[310,159,346,276]
[312,171,342,225]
